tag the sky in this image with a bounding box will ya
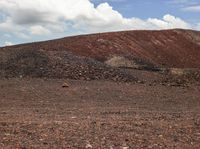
[0,0,200,47]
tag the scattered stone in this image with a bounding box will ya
[158,135,163,138]
[62,82,69,88]
[86,143,92,148]
[122,143,129,149]
[122,146,129,149]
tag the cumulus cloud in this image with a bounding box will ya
[0,0,197,43]
[148,14,191,29]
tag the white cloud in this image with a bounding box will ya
[4,41,13,46]
[0,0,197,42]
[0,18,16,32]
[195,23,200,30]
[30,25,51,35]
[148,14,191,29]
[169,0,200,12]
[183,5,200,11]
[169,0,199,5]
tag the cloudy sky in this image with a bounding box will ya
[0,0,200,46]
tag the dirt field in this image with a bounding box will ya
[0,78,200,149]
[1,29,200,149]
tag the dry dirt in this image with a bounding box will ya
[1,29,200,68]
[0,78,200,149]
[1,29,200,148]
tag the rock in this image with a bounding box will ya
[137,80,143,84]
[158,134,163,138]
[122,143,129,149]
[62,82,69,88]
[122,146,129,149]
[86,143,92,148]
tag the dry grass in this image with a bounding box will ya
[105,56,139,69]
[168,68,187,76]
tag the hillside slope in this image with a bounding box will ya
[2,29,200,68]
[0,29,200,82]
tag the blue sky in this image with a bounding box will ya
[0,0,200,47]
[93,0,200,21]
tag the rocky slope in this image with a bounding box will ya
[2,29,200,67]
[0,29,200,83]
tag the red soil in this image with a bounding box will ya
[4,29,200,68]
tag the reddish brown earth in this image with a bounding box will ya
[2,29,200,68]
[0,29,200,148]
[0,79,200,149]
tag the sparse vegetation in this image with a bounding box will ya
[105,56,138,68]
[105,56,160,72]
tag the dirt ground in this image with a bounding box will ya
[0,78,200,149]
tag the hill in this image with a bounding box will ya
[0,29,200,83]
[1,29,200,148]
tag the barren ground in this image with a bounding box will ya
[0,29,200,149]
[0,78,200,149]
